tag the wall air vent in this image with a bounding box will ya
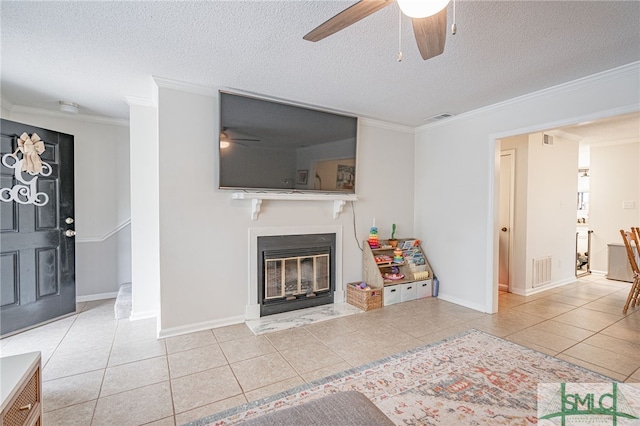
[423,112,455,124]
[532,256,552,287]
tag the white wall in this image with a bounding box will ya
[525,133,579,289]
[414,63,640,313]
[148,81,415,335]
[2,108,132,298]
[589,141,640,273]
[128,98,161,321]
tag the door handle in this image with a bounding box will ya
[65,229,76,237]
[65,217,74,224]
[501,227,508,232]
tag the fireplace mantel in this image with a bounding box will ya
[232,192,358,220]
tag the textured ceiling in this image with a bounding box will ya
[1,1,639,128]
[557,112,640,144]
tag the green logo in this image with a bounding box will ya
[539,383,639,425]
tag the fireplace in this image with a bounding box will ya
[258,233,335,316]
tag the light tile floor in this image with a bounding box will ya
[1,274,639,425]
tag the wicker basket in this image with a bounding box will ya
[346,282,382,311]
[412,270,430,281]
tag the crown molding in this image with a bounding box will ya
[152,76,217,97]
[417,61,640,132]
[1,98,14,112]
[546,128,639,146]
[588,137,640,148]
[545,129,583,142]
[124,96,157,108]
[150,80,412,134]
[359,117,415,134]
[9,104,129,127]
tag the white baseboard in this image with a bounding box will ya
[437,293,488,313]
[509,277,576,297]
[76,292,118,302]
[129,310,158,321]
[158,315,246,339]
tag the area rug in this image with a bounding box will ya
[187,329,627,426]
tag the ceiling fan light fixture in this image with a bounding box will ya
[397,0,450,18]
[220,133,231,149]
[58,101,79,114]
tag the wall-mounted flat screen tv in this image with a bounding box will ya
[218,91,358,194]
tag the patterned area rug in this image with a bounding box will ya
[188,329,621,426]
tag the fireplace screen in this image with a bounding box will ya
[258,233,335,316]
[264,254,330,300]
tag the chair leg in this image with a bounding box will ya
[630,277,640,308]
[623,277,640,313]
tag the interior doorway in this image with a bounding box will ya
[498,150,515,292]
[491,111,639,313]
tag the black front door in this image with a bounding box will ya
[1,119,75,336]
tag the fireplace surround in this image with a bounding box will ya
[247,226,344,319]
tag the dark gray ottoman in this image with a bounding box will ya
[241,391,394,425]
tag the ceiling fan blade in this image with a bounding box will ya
[412,8,447,60]
[304,0,394,42]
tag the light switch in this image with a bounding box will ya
[623,201,635,209]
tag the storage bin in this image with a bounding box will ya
[383,286,401,306]
[346,282,382,311]
[400,283,417,302]
[416,280,432,299]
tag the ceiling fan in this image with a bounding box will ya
[219,128,261,147]
[303,0,453,61]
